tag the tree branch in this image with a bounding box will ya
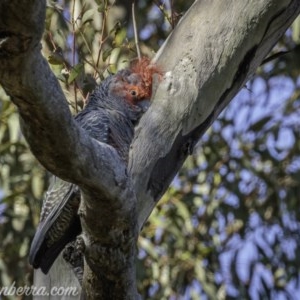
[0,1,139,298]
[0,1,128,196]
[129,0,300,229]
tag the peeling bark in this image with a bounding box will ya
[0,0,299,299]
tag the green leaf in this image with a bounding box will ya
[138,237,159,259]
[48,47,65,65]
[97,3,106,13]
[102,48,113,62]
[292,15,300,43]
[248,115,272,132]
[68,63,84,84]
[82,9,94,25]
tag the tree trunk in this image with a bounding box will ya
[0,0,299,299]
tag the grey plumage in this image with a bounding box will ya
[29,69,149,274]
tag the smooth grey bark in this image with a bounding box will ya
[0,0,299,299]
[33,256,81,300]
[130,0,300,229]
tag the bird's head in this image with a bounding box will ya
[109,57,162,105]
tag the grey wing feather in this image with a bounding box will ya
[29,177,81,273]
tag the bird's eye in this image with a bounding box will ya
[131,90,137,96]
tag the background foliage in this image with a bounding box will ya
[0,1,300,299]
